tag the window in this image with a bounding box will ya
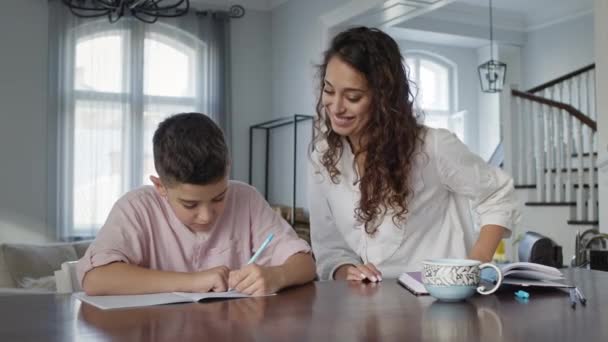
[405,52,463,142]
[64,23,203,235]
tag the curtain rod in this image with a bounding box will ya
[195,4,245,19]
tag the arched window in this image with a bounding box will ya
[404,52,463,141]
[65,22,204,234]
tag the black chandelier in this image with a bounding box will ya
[62,0,191,24]
[477,0,507,93]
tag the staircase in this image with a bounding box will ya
[505,64,598,264]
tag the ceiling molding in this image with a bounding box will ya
[268,0,290,10]
[319,0,387,52]
[526,9,593,32]
[394,15,526,46]
[396,2,526,32]
[343,0,456,28]
[422,1,594,33]
[319,0,455,54]
[394,2,593,36]
[190,0,273,12]
[319,0,386,28]
[386,26,489,48]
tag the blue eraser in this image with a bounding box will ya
[515,290,530,299]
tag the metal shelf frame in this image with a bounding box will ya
[248,114,314,225]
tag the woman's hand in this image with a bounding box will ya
[334,263,383,282]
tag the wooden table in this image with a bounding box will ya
[0,268,606,341]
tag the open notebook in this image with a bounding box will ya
[398,262,573,296]
[494,262,572,288]
[74,291,271,310]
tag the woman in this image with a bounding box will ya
[309,27,520,281]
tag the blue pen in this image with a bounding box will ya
[247,233,274,265]
[575,287,587,306]
[569,288,577,309]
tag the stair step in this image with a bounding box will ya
[544,167,597,173]
[525,202,575,206]
[525,201,598,207]
[515,184,535,189]
[567,220,599,225]
[515,184,597,189]
[571,152,598,158]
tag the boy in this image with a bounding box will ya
[77,113,316,295]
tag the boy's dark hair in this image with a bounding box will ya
[153,113,228,186]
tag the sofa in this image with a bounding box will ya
[0,240,91,294]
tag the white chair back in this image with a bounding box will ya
[54,261,81,293]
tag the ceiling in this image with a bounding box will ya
[191,0,593,28]
[188,0,594,47]
[384,0,594,48]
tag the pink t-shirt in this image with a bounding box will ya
[76,181,311,287]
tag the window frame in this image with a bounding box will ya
[405,50,458,117]
[60,21,202,236]
[404,50,463,140]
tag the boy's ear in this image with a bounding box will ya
[149,175,168,197]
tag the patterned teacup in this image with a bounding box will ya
[422,259,503,302]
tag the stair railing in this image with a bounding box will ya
[510,88,597,222]
[528,64,597,175]
[527,64,596,122]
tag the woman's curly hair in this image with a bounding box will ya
[311,26,425,234]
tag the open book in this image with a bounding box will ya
[494,262,572,288]
[398,262,572,296]
[74,291,270,310]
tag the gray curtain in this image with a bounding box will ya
[160,11,232,140]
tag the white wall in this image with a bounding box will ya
[230,10,273,184]
[0,0,52,243]
[265,0,349,209]
[475,42,521,163]
[476,44,501,161]
[396,40,479,154]
[522,13,594,90]
[595,0,608,233]
[497,44,522,178]
[271,0,350,119]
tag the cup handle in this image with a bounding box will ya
[477,263,503,295]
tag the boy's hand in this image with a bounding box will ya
[334,263,382,282]
[191,266,230,292]
[228,264,284,295]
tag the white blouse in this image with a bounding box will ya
[308,127,521,280]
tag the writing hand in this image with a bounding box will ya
[228,264,284,295]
